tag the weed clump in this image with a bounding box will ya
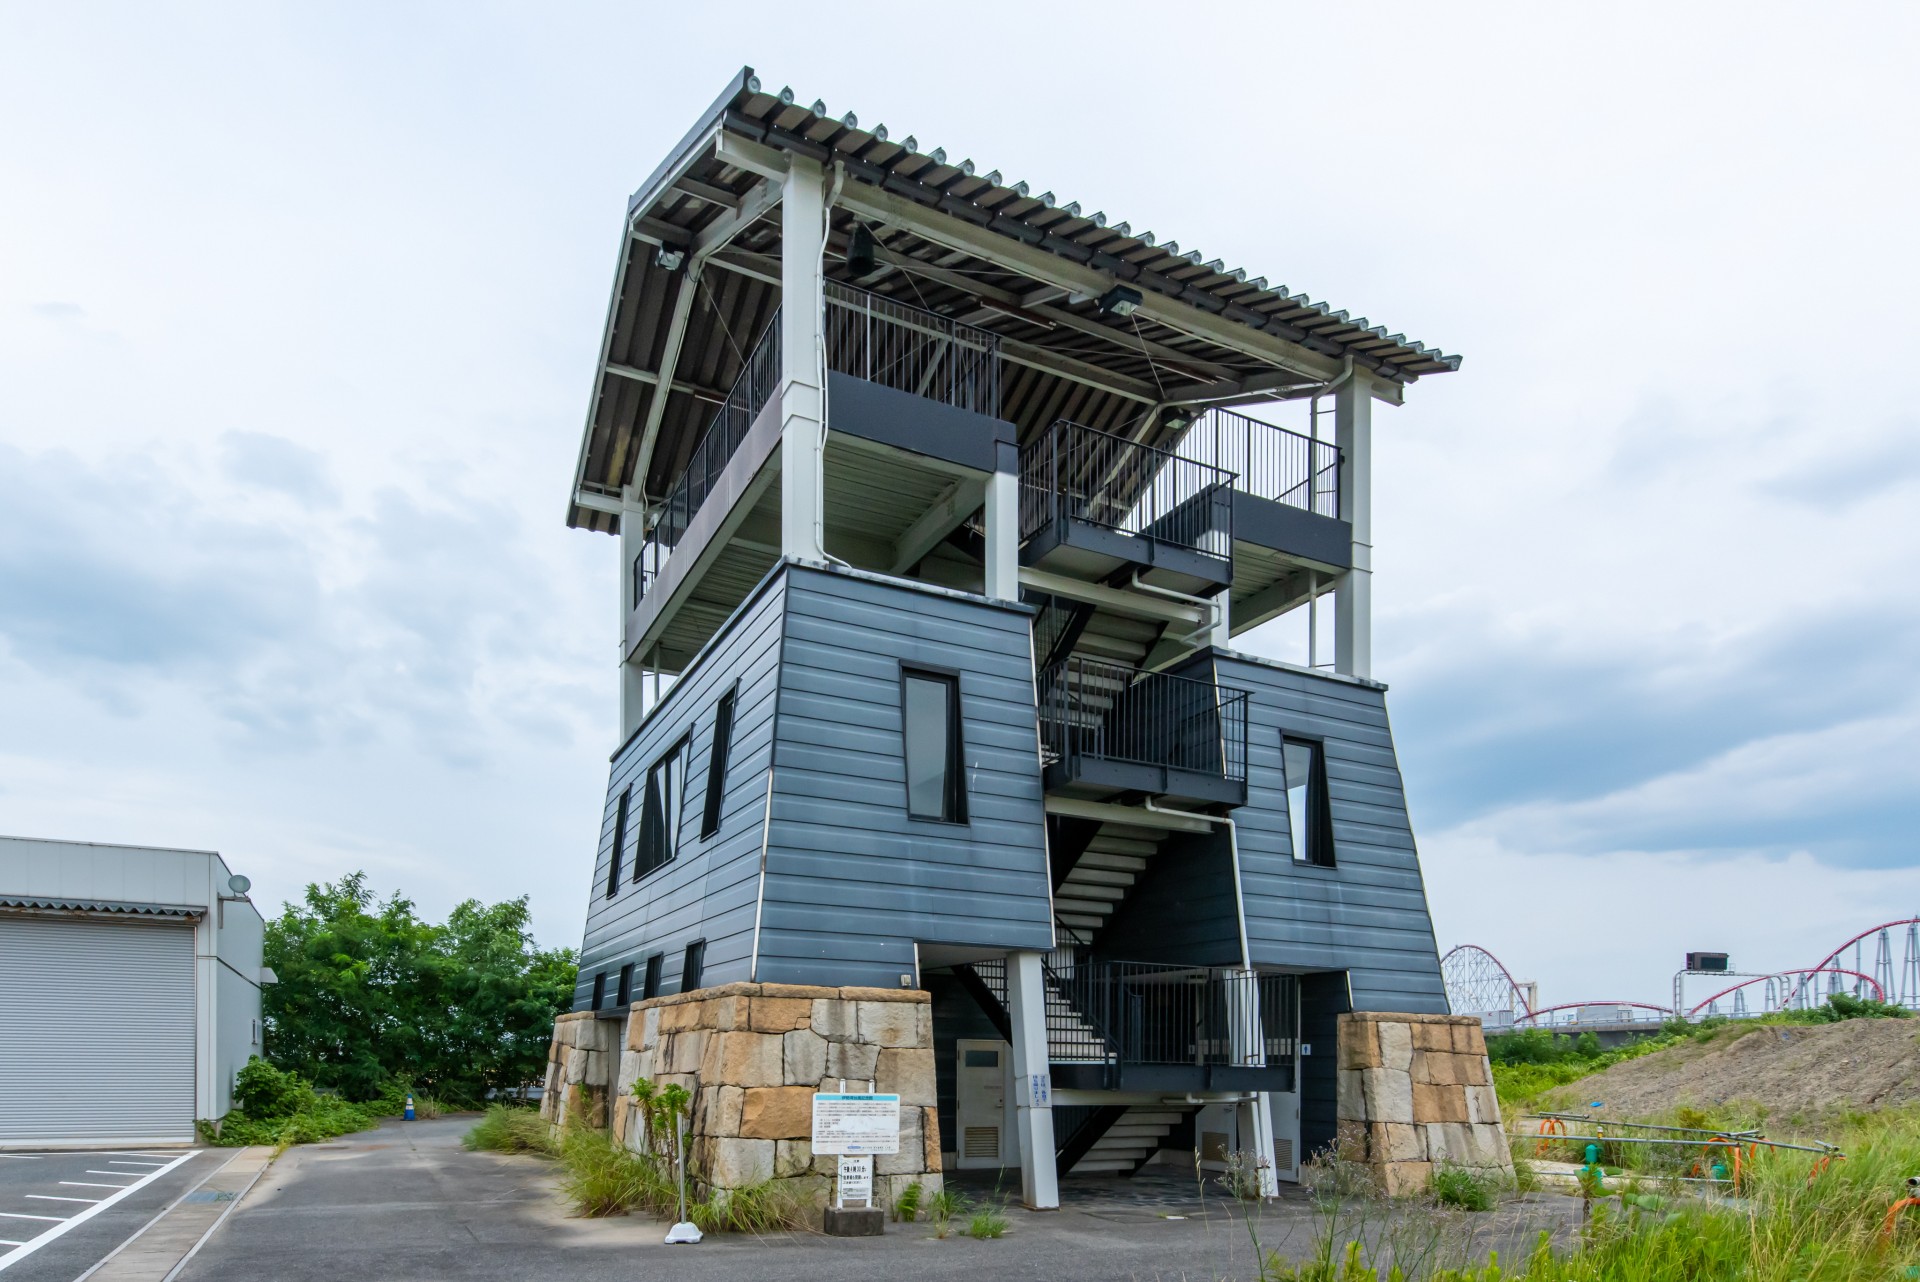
[1431,1164,1498,1212]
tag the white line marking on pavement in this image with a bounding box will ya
[0,1149,195,1273]
[71,1151,246,1282]
[106,1162,164,1168]
[0,1242,22,1248]
[26,1196,100,1204]
[99,1154,174,1160]
[0,1215,64,1223]
[85,1173,139,1180]
[63,1182,133,1190]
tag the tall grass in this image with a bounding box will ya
[463,1104,555,1156]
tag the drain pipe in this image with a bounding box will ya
[1127,572,1221,660]
[814,163,855,572]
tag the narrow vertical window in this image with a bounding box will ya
[642,953,664,999]
[634,737,690,881]
[590,971,607,1011]
[700,688,737,839]
[903,670,965,822]
[1283,737,1334,867]
[616,962,634,1007]
[605,787,630,899]
[680,940,706,994]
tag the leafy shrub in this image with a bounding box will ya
[1431,1164,1497,1212]
[464,1104,554,1156]
[201,1055,385,1148]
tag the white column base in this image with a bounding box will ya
[1005,951,1059,1210]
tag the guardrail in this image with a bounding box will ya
[1020,419,1234,560]
[1037,657,1248,786]
[1177,407,1341,518]
[1046,960,1297,1069]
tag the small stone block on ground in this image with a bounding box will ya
[823,1206,886,1237]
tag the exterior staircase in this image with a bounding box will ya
[1054,821,1162,945]
[1065,1106,1193,1175]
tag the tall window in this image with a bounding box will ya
[634,737,690,882]
[642,953,664,999]
[616,962,634,1007]
[680,940,706,994]
[605,787,631,899]
[903,670,965,822]
[1283,737,1334,867]
[700,688,737,840]
[590,971,607,1011]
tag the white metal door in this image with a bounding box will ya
[953,1038,1011,1168]
[0,914,197,1143]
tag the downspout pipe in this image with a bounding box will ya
[1143,798,1249,971]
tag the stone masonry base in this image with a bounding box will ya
[1335,1011,1512,1197]
[541,983,941,1217]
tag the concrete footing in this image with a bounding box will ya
[822,1205,886,1236]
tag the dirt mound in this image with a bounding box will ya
[1553,1019,1920,1124]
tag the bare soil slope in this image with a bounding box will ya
[1553,1019,1920,1123]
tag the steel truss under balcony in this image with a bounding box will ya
[1037,657,1248,808]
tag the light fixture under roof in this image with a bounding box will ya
[654,244,687,271]
[1095,284,1143,318]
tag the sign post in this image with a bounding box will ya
[813,1091,899,1236]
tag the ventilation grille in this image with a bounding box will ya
[963,1126,1000,1159]
[1201,1130,1230,1163]
[1274,1138,1294,1173]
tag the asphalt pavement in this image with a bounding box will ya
[0,1146,224,1281]
[174,1117,1576,1282]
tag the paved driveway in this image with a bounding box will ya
[177,1118,1574,1282]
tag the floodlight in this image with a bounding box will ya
[1095,285,1143,318]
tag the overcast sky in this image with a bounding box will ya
[3,4,1916,1011]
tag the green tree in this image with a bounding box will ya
[263,873,575,1103]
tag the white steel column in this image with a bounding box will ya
[618,493,648,739]
[982,443,1020,601]
[1334,373,1373,679]
[1227,971,1281,1198]
[780,156,827,562]
[1005,950,1060,1209]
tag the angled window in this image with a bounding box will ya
[700,688,737,840]
[616,962,634,1007]
[590,971,607,1011]
[1283,736,1334,867]
[634,737,690,882]
[605,787,631,899]
[903,670,966,822]
[642,953,664,1000]
[680,940,706,994]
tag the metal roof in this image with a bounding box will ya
[0,894,203,919]
[568,67,1461,533]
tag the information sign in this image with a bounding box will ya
[836,1155,873,1208]
[811,1092,901,1155]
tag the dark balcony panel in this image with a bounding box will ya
[823,371,1015,473]
[1020,420,1234,594]
[1230,490,1352,569]
[1037,657,1248,808]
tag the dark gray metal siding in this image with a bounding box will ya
[1211,653,1447,1014]
[755,567,1054,987]
[574,574,786,1009]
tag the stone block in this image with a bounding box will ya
[565,1046,589,1080]
[916,1004,933,1048]
[877,1108,924,1175]
[704,995,746,1032]
[611,1097,632,1146]
[1456,1022,1487,1057]
[922,1106,942,1173]
[1412,1022,1452,1052]
[1458,1054,1490,1087]
[876,1048,936,1106]
[660,1000,708,1033]
[775,1138,815,1178]
[741,1086,815,1140]
[825,1040,880,1081]
[813,999,860,1043]
[1412,1082,1469,1125]
[856,1001,921,1048]
[752,997,817,1033]
[1337,1069,1366,1122]
[1470,1124,1515,1170]
[584,1049,610,1087]
[693,1083,744,1138]
[705,1136,775,1189]
[784,1029,828,1084]
[614,1050,645,1098]
[1380,1161,1432,1198]
[1339,1020,1382,1071]
[1334,1119,1369,1164]
[702,1031,785,1088]
[1360,1068,1414,1125]
[823,1205,884,1236]
[1377,1022,1414,1072]
[1465,1084,1501,1127]
[667,1029,710,1075]
[1372,1122,1424,1163]
[1413,1051,1457,1087]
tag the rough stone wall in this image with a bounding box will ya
[542,983,941,1210]
[1336,1011,1511,1196]
[541,1010,618,1129]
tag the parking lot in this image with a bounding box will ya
[0,1148,218,1279]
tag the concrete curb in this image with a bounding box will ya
[76,1147,275,1282]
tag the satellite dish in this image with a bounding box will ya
[228,874,252,895]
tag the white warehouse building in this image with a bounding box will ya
[0,836,271,1148]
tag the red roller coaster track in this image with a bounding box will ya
[1690,967,1884,1017]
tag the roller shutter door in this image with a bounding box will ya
[0,914,196,1143]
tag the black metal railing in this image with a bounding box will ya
[631,309,782,606]
[1021,420,1234,561]
[1037,657,1248,786]
[1045,960,1298,1068]
[825,281,1000,416]
[1174,407,1341,518]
